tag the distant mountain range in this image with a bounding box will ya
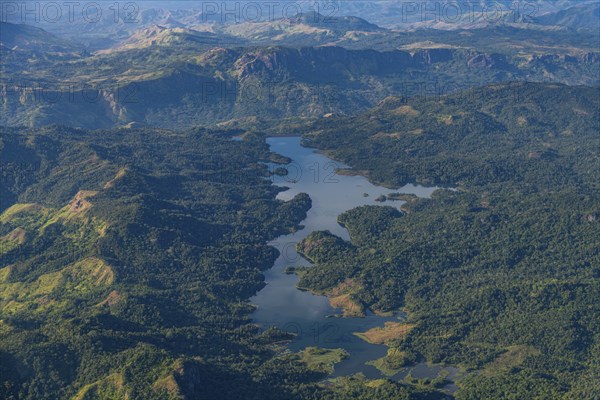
[1,1,598,50]
[0,22,80,53]
[1,6,598,129]
[533,2,600,30]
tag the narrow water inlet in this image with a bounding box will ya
[251,137,439,379]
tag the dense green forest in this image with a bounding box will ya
[302,82,600,191]
[294,82,600,398]
[2,3,599,397]
[1,73,598,400]
[0,126,451,399]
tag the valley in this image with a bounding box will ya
[1,2,599,399]
[251,137,444,383]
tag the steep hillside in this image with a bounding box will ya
[0,22,82,53]
[0,126,314,399]
[292,81,600,399]
[0,22,84,76]
[303,82,600,189]
[101,24,244,53]
[534,2,600,31]
[3,37,599,129]
[0,124,455,399]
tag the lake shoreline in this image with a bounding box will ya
[251,136,450,383]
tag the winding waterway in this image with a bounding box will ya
[251,137,448,380]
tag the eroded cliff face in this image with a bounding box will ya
[4,46,598,129]
[467,53,508,68]
[233,47,455,79]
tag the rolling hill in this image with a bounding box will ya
[2,21,598,129]
[295,82,600,399]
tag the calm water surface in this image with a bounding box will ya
[251,137,449,380]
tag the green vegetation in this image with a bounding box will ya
[296,82,600,399]
[319,374,451,400]
[298,347,349,374]
[367,347,416,377]
[2,13,599,396]
[354,322,415,345]
[0,125,446,399]
[387,193,419,202]
[303,82,600,191]
[404,369,452,390]
[0,126,316,399]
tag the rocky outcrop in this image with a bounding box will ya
[4,44,598,130]
[233,46,455,79]
[530,52,600,66]
[578,52,600,64]
[412,48,454,65]
[468,53,507,68]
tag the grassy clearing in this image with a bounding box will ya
[2,194,103,242]
[367,347,410,376]
[96,290,123,307]
[152,374,181,398]
[393,105,420,116]
[73,372,129,400]
[354,322,415,345]
[1,193,108,264]
[152,359,186,398]
[0,204,45,223]
[3,227,26,244]
[0,267,12,283]
[299,347,349,374]
[0,227,27,254]
[482,345,540,376]
[0,257,114,316]
[41,191,98,229]
[329,294,365,318]
[326,279,366,317]
[103,167,127,189]
[364,379,387,388]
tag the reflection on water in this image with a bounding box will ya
[251,137,454,384]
